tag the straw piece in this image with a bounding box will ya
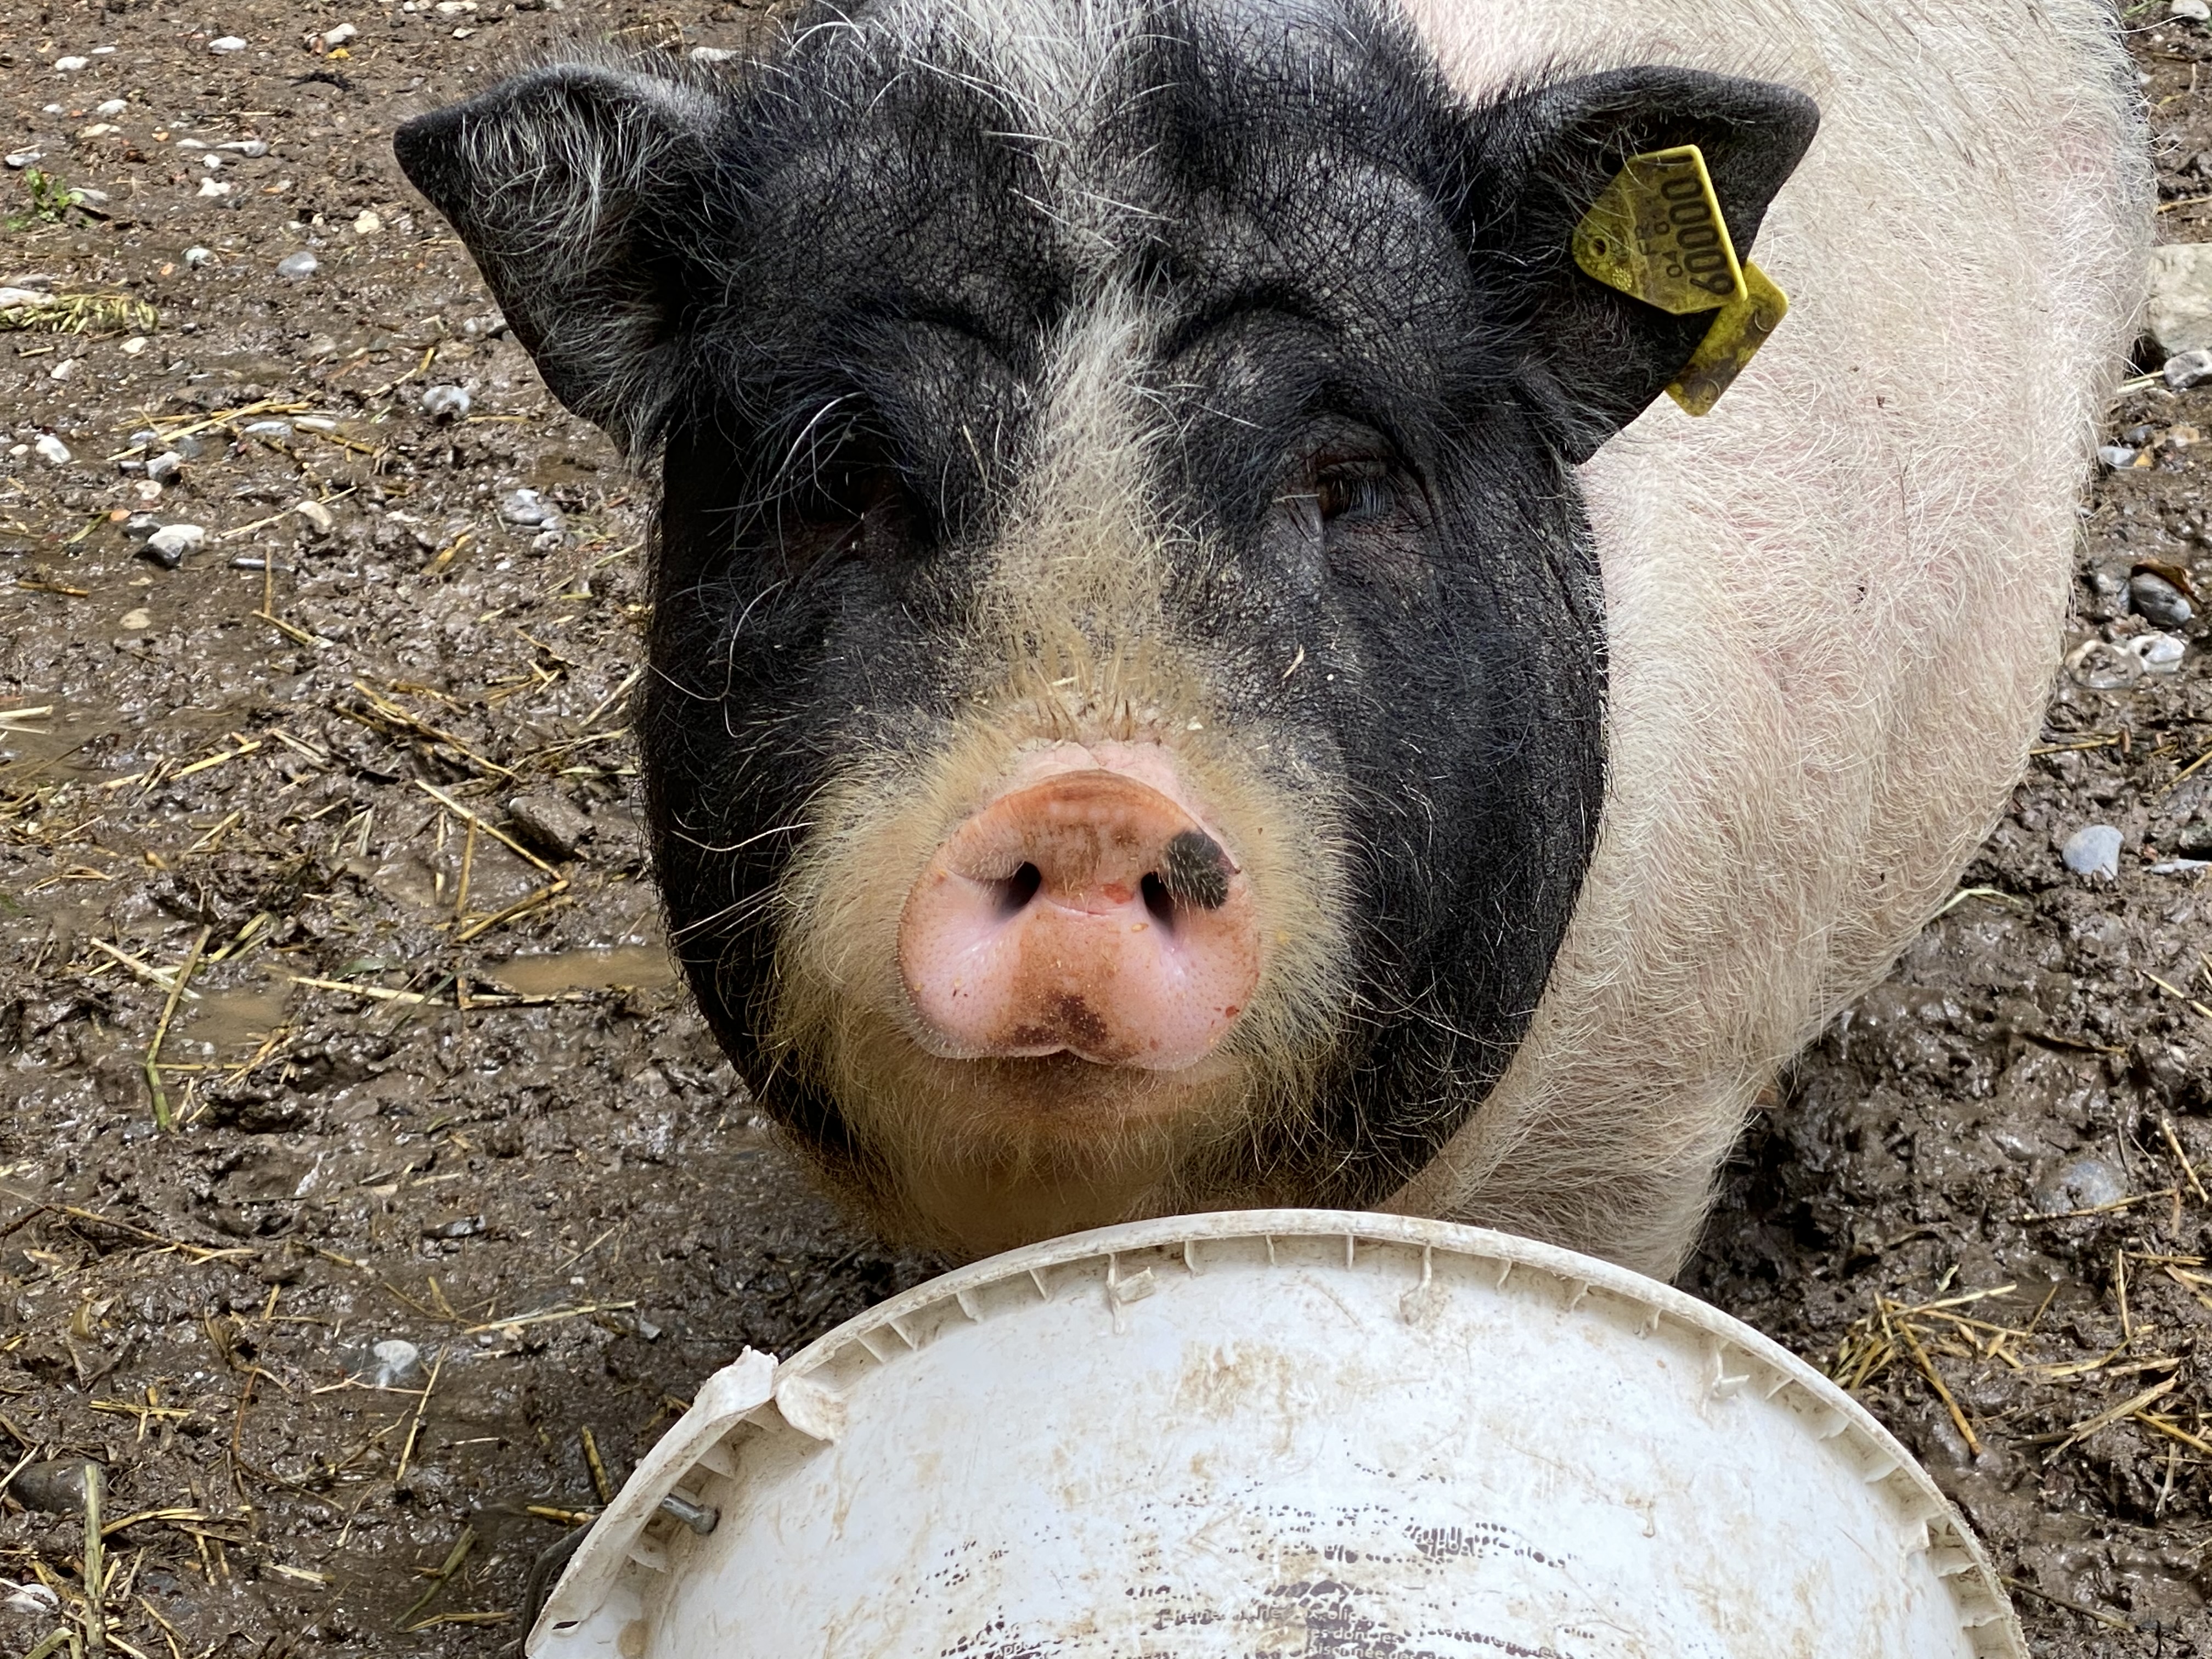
[143,927,211,1131]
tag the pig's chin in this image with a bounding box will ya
[792,1017,1286,1260]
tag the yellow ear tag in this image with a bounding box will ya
[1572,144,1790,416]
[1572,144,1746,314]
[1663,260,1787,416]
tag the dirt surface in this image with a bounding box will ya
[0,2,2205,1656]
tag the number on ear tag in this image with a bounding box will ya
[1665,261,1788,416]
[1573,144,1791,416]
[1572,144,1747,314]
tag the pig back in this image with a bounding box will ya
[1390,0,2149,1273]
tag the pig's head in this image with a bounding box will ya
[396,0,1816,1256]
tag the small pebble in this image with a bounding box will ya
[275,250,319,279]
[355,1336,422,1387]
[119,336,147,356]
[118,606,152,631]
[53,55,89,71]
[144,449,185,484]
[294,416,336,432]
[507,792,592,860]
[2149,859,2212,875]
[2066,636,2139,690]
[352,208,381,235]
[421,383,471,421]
[292,498,335,535]
[2129,630,2187,674]
[197,178,232,199]
[499,487,556,527]
[49,357,78,382]
[219,138,269,157]
[33,433,71,466]
[2130,571,2194,628]
[4,150,44,169]
[2097,444,2140,469]
[184,245,213,267]
[2168,348,2212,391]
[228,555,296,572]
[2061,823,2124,880]
[2033,1155,2128,1215]
[94,97,127,116]
[121,512,160,542]
[424,1215,486,1240]
[689,44,737,62]
[2175,0,2210,20]
[144,522,207,568]
[9,1460,97,1514]
[210,35,247,52]
[3,1583,58,1616]
[531,527,565,554]
[0,286,48,309]
[241,419,292,438]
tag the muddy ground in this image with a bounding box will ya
[0,2,2207,1655]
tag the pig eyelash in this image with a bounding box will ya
[1313,463,1398,526]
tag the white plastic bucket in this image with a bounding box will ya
[531,1210,2022,1658]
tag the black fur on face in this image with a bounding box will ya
[396,1,1816,1243]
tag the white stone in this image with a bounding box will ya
[78,123,117,139]
[53,55,89,71]
[144,450,185,483]
[689,45,737,63]
[2148,244,2212,357]
[94,98,127,116]
[118,607,151,630]
[352,209,381,234]
[219,139,268,156]
[2130,630,2188,674]
[184,246,212,266]
[2174,0,2210,20]
[119,336,146,356]
[293,498,335,535]
[197,178,232,198]
[4,151,44,170]
[33,434,71,466]
[0,287,46,309]
[2061,823,2124,880]
[210,35,246,51]
[49,357,78,382]
[146,523,207,559]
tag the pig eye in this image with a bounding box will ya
[1313,462,1398,526]
[794,456,905,529]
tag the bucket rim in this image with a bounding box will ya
[532,1209,2027,1658]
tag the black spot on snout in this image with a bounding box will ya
[1159,830,1231,912]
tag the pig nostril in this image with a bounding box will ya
[1140,870,1176,929]
[997,861,1042,915]
[1160,829,1232,911]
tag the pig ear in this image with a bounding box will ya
[1474,66,1820,463]
[393,65,724,455]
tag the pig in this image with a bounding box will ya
[395,0,2146,1277]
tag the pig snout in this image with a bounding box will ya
[898,751,1261,1070]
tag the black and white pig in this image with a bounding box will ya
[395,0,2146,1276]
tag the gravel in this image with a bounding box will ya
[2059,822,2125,879]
